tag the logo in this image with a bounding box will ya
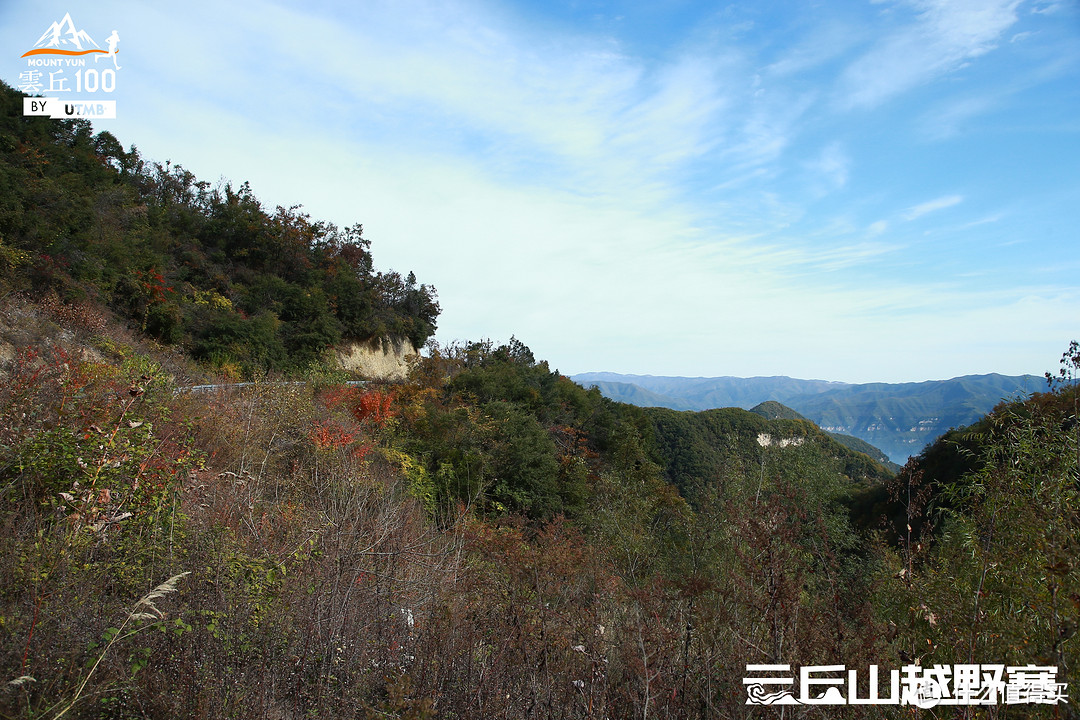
[16,12,122,120]
[744,664,1068,708]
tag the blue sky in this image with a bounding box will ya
[2,0,1078,382]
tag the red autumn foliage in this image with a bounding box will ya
[309,420,356,450]
[317,385,396,427]
[318,384,359,410]
[352,389,395,426]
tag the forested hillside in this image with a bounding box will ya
[574,371,1046,462]
[748,401,900,471]
[1,81,1077,718]
[0,81,438,376]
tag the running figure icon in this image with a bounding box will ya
[96,30,121,69]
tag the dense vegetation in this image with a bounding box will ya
[0,81,438,376]
[577,372,1047,463]
[1,80,1077,718]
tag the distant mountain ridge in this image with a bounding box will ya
[571,372,1046,462]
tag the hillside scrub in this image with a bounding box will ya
[873,368,1080,686]
[0,301,892,718]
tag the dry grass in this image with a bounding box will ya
[0,294,914,720]
[46,573,191,720]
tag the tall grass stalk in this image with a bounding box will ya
[46,572,189,720]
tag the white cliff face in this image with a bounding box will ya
[337,336,418,380]
[756,433,805,448]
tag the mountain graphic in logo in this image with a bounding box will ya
[22,13,108,58]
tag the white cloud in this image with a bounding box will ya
[2,0,1068,383]
[1031,1,1068,14]
[720,90,817,175]
[218,1,764,218]
[806,141,850,191]
[607,53,735,167]
[917,93,1000,140]
[764,19,865,77]
[903,194,964,220]
[960,213,1003,229]
[838,0,1022,109]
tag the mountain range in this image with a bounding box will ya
[570,372,1047,463]
[34,13,98,51]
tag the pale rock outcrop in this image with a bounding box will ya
[337,336,418,381]
[756,433,805,448]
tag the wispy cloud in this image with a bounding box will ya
[232,1,757,213]
[903,194,964,220]
[960,213,1003,229]
[807,241,902,271]
[764,18,865,77]
[837,0,1022,109]
[719,89,816,175]
[917,93,1000,140]
[806,141,850,191]
[7,0,1066,382]
[607,52,737,167]
[1031,1,1068,14]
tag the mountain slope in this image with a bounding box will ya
[572,372,845,409]
[573,372,1045,462]
[787,373,1045,462]
[748,400,900,471]
[748,400,808,421]
[583,380,697,411]
[642,405,893,503]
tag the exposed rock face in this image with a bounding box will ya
[756,433,805,448]
[337,336,418,380]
